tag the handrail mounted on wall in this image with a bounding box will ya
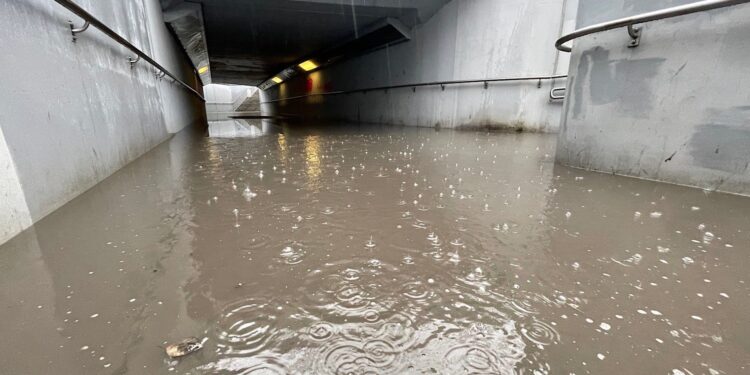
[261,74,568,104]
[53,0,205,101]
[556,0,750,52]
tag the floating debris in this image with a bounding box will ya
[165,337,204,358]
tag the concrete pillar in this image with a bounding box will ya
[557,0,750,195]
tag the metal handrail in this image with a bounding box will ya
[261,74,568,104]
[53,0,205,101]
[555,0,750,52]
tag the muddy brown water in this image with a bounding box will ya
[0,121,748,374]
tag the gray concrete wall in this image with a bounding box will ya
[262,0,577,132]
[557,0,750,195]
[0,0,205,245]
[0,128,32,243]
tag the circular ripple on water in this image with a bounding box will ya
[443,322,526,375]
[278,245,307,265]
[244,234,273,250]
[307,321,337,342]
[400,281,436,303]
[367,312,421,351]
[342,268,361,281]
[334,284,372,312]
[521,319,560,347]
[363,309,381,323]
[422,249,445,261]
[509,299,538,316]
[215,299,282,357]
[319,339,400,375]
[300,270,351,311]
[238,365,287,375]
[312,312,419,374]
[446,345,501,373]
[300,261,401,319]
[333,312,420,354]
[507,291,557,318]
[198,355,289,375]
[271,203,300,217]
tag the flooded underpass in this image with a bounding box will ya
[1,122,748,375]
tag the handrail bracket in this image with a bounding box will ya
[627,24,642,48]
[55,0,205,101]
[555,0,750,53]
[550,87,566,100]
[127,56,140,69]
[68,20,90,42]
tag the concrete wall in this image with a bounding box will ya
[0,128,33,243]
[262,0,577,132]
[0,0,205,245]
[557,0,750,195]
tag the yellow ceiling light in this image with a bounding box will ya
[198,66,209,74]
[298,60,318,72]
[271,76,283,84]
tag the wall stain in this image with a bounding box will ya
[574,47,665,119]
[456,121,530,133]
[689,107,750,173]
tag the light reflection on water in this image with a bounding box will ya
[304,135,322,190]
[0,123,748,375]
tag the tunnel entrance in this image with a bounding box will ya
[3,0,750,374]
[204,84,260,121]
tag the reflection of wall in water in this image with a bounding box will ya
[208,119,265,138]
[0,132,203,373]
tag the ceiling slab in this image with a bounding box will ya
[161,0,450,86]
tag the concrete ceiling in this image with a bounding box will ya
[161,0,450,86]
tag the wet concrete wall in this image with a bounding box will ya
[262,0,577,132]
[0,0,206,245]
[557,0,750,195]
[0,128,32,243]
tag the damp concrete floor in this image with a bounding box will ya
[0,121,748,374]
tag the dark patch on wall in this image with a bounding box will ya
[559,70,576,134]
[689,107,750,173]
[573,47,665,119]
[717,22,750,66]
[456,121,532,133]
[571,53,590,119]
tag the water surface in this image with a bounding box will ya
[0,121,748,374]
